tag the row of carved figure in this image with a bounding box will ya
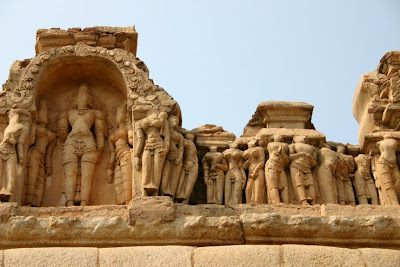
[202,135,400,206]
[0,83,198,207]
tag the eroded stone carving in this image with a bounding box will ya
[354,154,378,205]
[317,144,339,204]
[57,83,106,206]
[265,135,289,204]
[0,109,29,202]
[134,110,170,196]
[372,137,400,205]
[336,145,356,205]
[242,140,266,204]
[161,115,184,198]
[289,136,317,205]
[223,142,246,205]
[175,133,198,204]
[25,100,56,206]
[202,146,228,204]
[107,103,133,205]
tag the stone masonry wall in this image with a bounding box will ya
[2,245,400,267]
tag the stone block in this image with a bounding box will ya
[283,245,364,267]
[360,248,400,267]
[4,247,98,267]
[127,196,175,225]
[99,246,192,267]
[193,245,281,267]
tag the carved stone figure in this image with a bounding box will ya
[223,142,246,205]
[354,154,379,205]
[289,136,317,205]
[242,140,266,204]
[0,109,29,202]
[202,146,228,204]
[373,137,400,205]
[317,144,339,204]
[134,110,170,196]
[175,133,198,204]
[106,103,133,205]
[161,115,184,197]
[265,135,289,204]
[57,83,106,206]
[25,100,56,206]
[336,145,356,205]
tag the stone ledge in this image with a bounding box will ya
[1,245,400,267]
[1,200,400,248]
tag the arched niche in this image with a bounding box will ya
[34,54,128,206]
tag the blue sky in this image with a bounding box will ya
[1,0,399,144]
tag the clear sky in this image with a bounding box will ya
[1,0,399,145]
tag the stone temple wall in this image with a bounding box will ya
[0,26,400,266]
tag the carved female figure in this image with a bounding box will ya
[354,154,379,205]
[25,100,56,207]
[202,146,228,204]
[58,83,106,206]
[175,133,198,204]
[242,140,265,204]
[0,109,29,202]
[106,103,133,205]
[289,136,317,205]
[223,142,246,205]
[161,115,184,197]
[265,135,290,204]
[134,110,170,196]
[373,137,400,205]
[317,144,339,204]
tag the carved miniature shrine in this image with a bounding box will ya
[0,26,400,266]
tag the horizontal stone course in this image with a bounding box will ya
[1,245,400,267]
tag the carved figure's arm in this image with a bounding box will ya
[217,158,229,172]
[106,134,116,183]
[17,125,29,165]
[202,155,209,184]
[94,111,106,158]
[29,123,37,146]
[57,112,69,143]
[134,121,144,170]
[45,131,56,175]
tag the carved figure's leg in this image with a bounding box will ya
[279,168,289,204]
[367,178,379,205]
[169,160,183,198]
[224,170,233,205]
[336,175,346,205]
[216,174,224,205]
[245,176,253,203]
[25,151,39,206]
[64,161,78,206]
[120,152,133,204]
[266,168,281,204]
[254,170,265,203]
[233,169,243,204]
[345,179,356,205]
[354,172,368,204]
[114,164,123,204]
[161,159,172,195]
[5,154,17,198]
[182,165,198,204]
[152,148,167,195]
[32,164,45,207]
[80,161,96,206]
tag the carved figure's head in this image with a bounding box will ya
[337,145,346,154]
[116,102,127,125]
[37,99,48,126]
[168,115,179,129]
[293,135,306,144]
[76,83,90,109]
[273,135,283,142]
[209,146,218,152]
[185,133,195,141]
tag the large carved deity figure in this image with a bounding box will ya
[0,109,29,202]
[317,144,339,204]
[106,103,133,205]
[289,136,317,205]
[202,146,228,204]
[25,100,56,207]
[336,145,356,205]
[354,154,379,205]
[265,135,289,204]
[223,142,246,205]
[134,110,170,196]
[57,83,106,206]
[175,133,198,204]
[373,137,400,205]
[161,115,184,197]
[242,140,265,204]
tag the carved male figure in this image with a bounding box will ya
[317,144,339,204]
[336,145,356,205]
[242,140,265,204]
[58,83,106,206]
[161,115,184,198]
[0,109,29,202]
[25,100,56,206]
[289,136,317,205]
[223,142,246,205]
[265,135,290,204]
[202,146,228,204]
[107,103,133,204]
[175,133,198,204]
[134,110,170,196]
[373,137,400,205]
[354,154,379,205]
